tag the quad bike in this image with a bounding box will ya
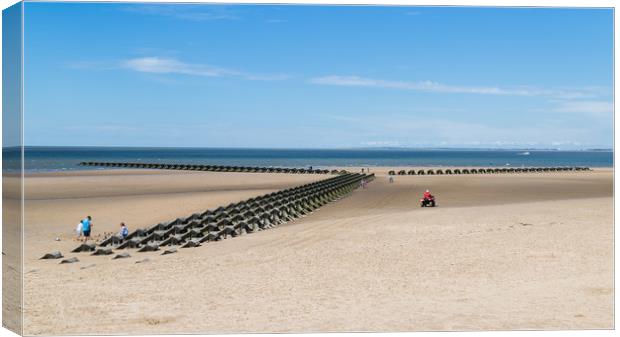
[420,196,436,207]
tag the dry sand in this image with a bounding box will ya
[12,168,613,334]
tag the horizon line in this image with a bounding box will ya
[5,145,614,152]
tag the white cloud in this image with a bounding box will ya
[120,57,290,81]
[122,57,229,76]
[551,140,583,146]
[309,75,605,99]
[551,100,613,115]
[360,140,402,147]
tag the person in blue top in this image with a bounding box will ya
[119,222,129,239]
[81,216,92,241]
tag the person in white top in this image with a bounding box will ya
[75,220,83,239]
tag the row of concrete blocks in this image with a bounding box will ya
[71,173,375,254]
[79,161,351,175]
[388,167,592,176]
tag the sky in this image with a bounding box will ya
[23,3,613,149]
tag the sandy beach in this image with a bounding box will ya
[16,168,613,334]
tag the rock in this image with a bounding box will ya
[60,257,79,264]
[112,252,131,260]
[138,243,159,252]
[40,251,63,260]
[71,243,96,253]
[161,248,177,255]
[91,248,113,256]
[181,240,201,248]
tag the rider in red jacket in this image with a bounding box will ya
[423,190,433,200]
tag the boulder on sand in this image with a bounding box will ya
[161,248,177,255]
[71,243,96,253]
[40,251,63,260]
[137,243,160,252]
[181,240,201,248]
[112,252,131,260]
[59,257,79,264]
[91,248,113,256]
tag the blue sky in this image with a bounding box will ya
[3,2,21,147]
[23,3,613,149]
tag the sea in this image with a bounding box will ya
[2,147,613,173]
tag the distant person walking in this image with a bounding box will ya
[81,216,92,242]
[389,176,394,184]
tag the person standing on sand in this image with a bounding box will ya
[389,176,394,183]
[81,216,92,242]
[119,222,129,239]
[75,220,83,240]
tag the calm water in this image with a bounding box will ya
[2,147,613,172]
